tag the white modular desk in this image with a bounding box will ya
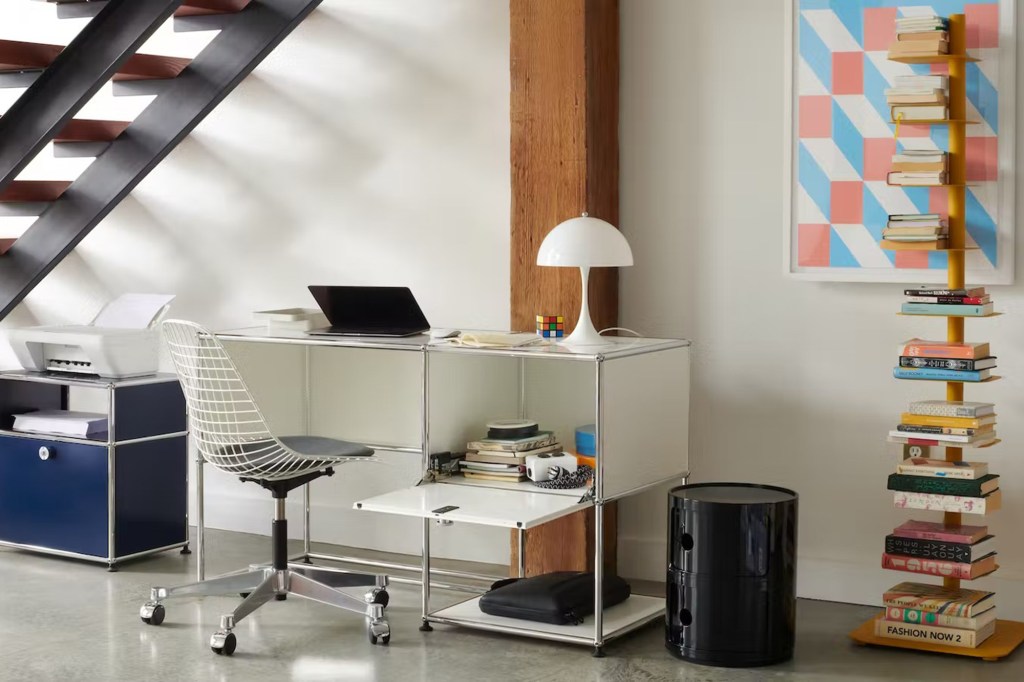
[210,327,690,654]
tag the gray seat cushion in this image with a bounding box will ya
[278,435,374,459]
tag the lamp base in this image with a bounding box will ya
[557,265,609,347]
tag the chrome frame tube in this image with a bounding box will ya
[106,386,116,566]
[303,344,312,559]
[420,348,432,622]
[517,527,526,578]
[196,452,205,581]
[303,551,496,582]
[593,358,605,647]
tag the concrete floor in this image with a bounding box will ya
[0,530,1021,681]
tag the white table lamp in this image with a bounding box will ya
[536,213,633,346]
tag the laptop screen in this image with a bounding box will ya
[308,286,429,333]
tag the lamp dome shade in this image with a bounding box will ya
[536,215,633,267]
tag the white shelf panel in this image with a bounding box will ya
[353,482,591,529]
[429,594,665,644]
[439,475,589,498]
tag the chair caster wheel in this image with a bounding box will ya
[592,645,605,658]
[419,620,433,632]
[366,588,389,608]
[139,602,165,626]
[210,630,236,656]
[368,619,391,645]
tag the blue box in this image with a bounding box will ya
[575,424,596,456]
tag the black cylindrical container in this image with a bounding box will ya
[665,483,798,667]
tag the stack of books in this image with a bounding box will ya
[461,429,560,482]
[893,340,996,383]
[886,75,949,122]
[888,399,997,448]
[902,285,992,316]
[883,516,998,580]
[12,410,108,439]
[882,214,947,251]
[876,581,996,648]
[887,150,948,188]
[888,15,950,58]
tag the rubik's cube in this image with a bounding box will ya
[536,315,564,338]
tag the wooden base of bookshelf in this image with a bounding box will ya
[849,616,1024,661]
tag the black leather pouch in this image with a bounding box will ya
[478,571,631,625]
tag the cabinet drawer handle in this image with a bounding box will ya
[38,446,53,461]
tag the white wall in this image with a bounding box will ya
[0,1,513,563]
[621,0,1024,616]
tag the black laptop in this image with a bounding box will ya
[307,286,430,337]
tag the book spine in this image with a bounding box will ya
[897,424,975,435]
[907,403,987,418]
[894,529,977,544]
[887,474,980,497]
[895,465,978,480]
[884,535,971,563]
[893,367,984,382]
[884,607,980,630]
[882,553,973,579]
[903,289,972,296]
[874,620,982,648]
[899,357,981,371]
[905,296,986,304]
[901,303,988,316]
[893,491,989,514]
[902,345,979,359]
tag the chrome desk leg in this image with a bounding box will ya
[419,518,432,631]
[196,454,205,582]
[517,528,526,578]
[302,345,312,563]
[593,502,605,657]
[303,483,312,563]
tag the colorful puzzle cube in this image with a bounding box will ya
[536,315,564,338]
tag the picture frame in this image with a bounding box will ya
[783,0,1016,283]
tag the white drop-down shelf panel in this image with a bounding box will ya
[354,482,592,529]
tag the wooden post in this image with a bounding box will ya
[509,0,619,576]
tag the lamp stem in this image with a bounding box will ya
[563,266,603,346]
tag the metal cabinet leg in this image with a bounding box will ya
[593,501,605,655]
[419,517,433,631]
[196,456,205,582]
[517,527,526,578]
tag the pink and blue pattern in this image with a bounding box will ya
[796,1,1001,277]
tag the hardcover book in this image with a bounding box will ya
[907,400,994,418]
[887,473,1000,497]
[900,413,996,429]
[883,581,995,618]
[901,302,994,317]
[899,356,996,371]
[892,367,991,382]
[466,432,555,453]
[903,287,985,297]
[893,490,1001,515]
[884,533,996,564]
[893,520,988,544]
[896,458,988,479]
[905,296,989,305]
[464,445,560,464]
[884,606,996,631]
[888,434,996,448]
[901,339,990,360]
[874,618,995,648]
[881,551,997,580]
[896,424,988,436]
[887,430,993,445]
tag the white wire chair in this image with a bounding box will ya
[141,319,390,655]
[162,319,373,481]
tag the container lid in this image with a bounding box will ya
[670,483,796,504]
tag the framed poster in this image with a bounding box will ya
[783,0,1015,283]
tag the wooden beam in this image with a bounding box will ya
[509,0,619,576]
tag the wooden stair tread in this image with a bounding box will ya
[0,39,190,80]
[0,181,72,203]
[54,118,130,143]
[176,0,253,17]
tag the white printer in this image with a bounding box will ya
[8,294,175,379]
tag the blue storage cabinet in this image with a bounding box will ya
[0,371,188,569]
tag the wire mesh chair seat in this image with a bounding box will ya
[141,319,390,655]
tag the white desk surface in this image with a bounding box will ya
[217,327,689,361]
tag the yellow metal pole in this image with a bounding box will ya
[943,13,967,592]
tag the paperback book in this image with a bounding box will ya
[884,606,996,631]
[883,581,995,618]
[874,618,995,648]
[888,434,997,448]
[466,432,556,453]
[884,533,996,564]
[907,400,994,418]
[896,458,988,479]
[887,473,1000,497]
[901,339,990,359]
[892,367,991,382]
[893,490,1001,515]
[904,286,984,297]
[898,357,996,371]
[881,552,997,580]
[901,303,994,317]
[887,430,994,445]
[900,413,995,429]
[893,520,988,544]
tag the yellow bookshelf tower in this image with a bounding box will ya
[848,13,1024,661]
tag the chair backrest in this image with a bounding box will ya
[162,319,319,481]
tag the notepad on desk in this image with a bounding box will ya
[442,331,545,349]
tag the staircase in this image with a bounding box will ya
[0,0,322,319]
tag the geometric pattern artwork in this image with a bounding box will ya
[789,0,1014,282]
